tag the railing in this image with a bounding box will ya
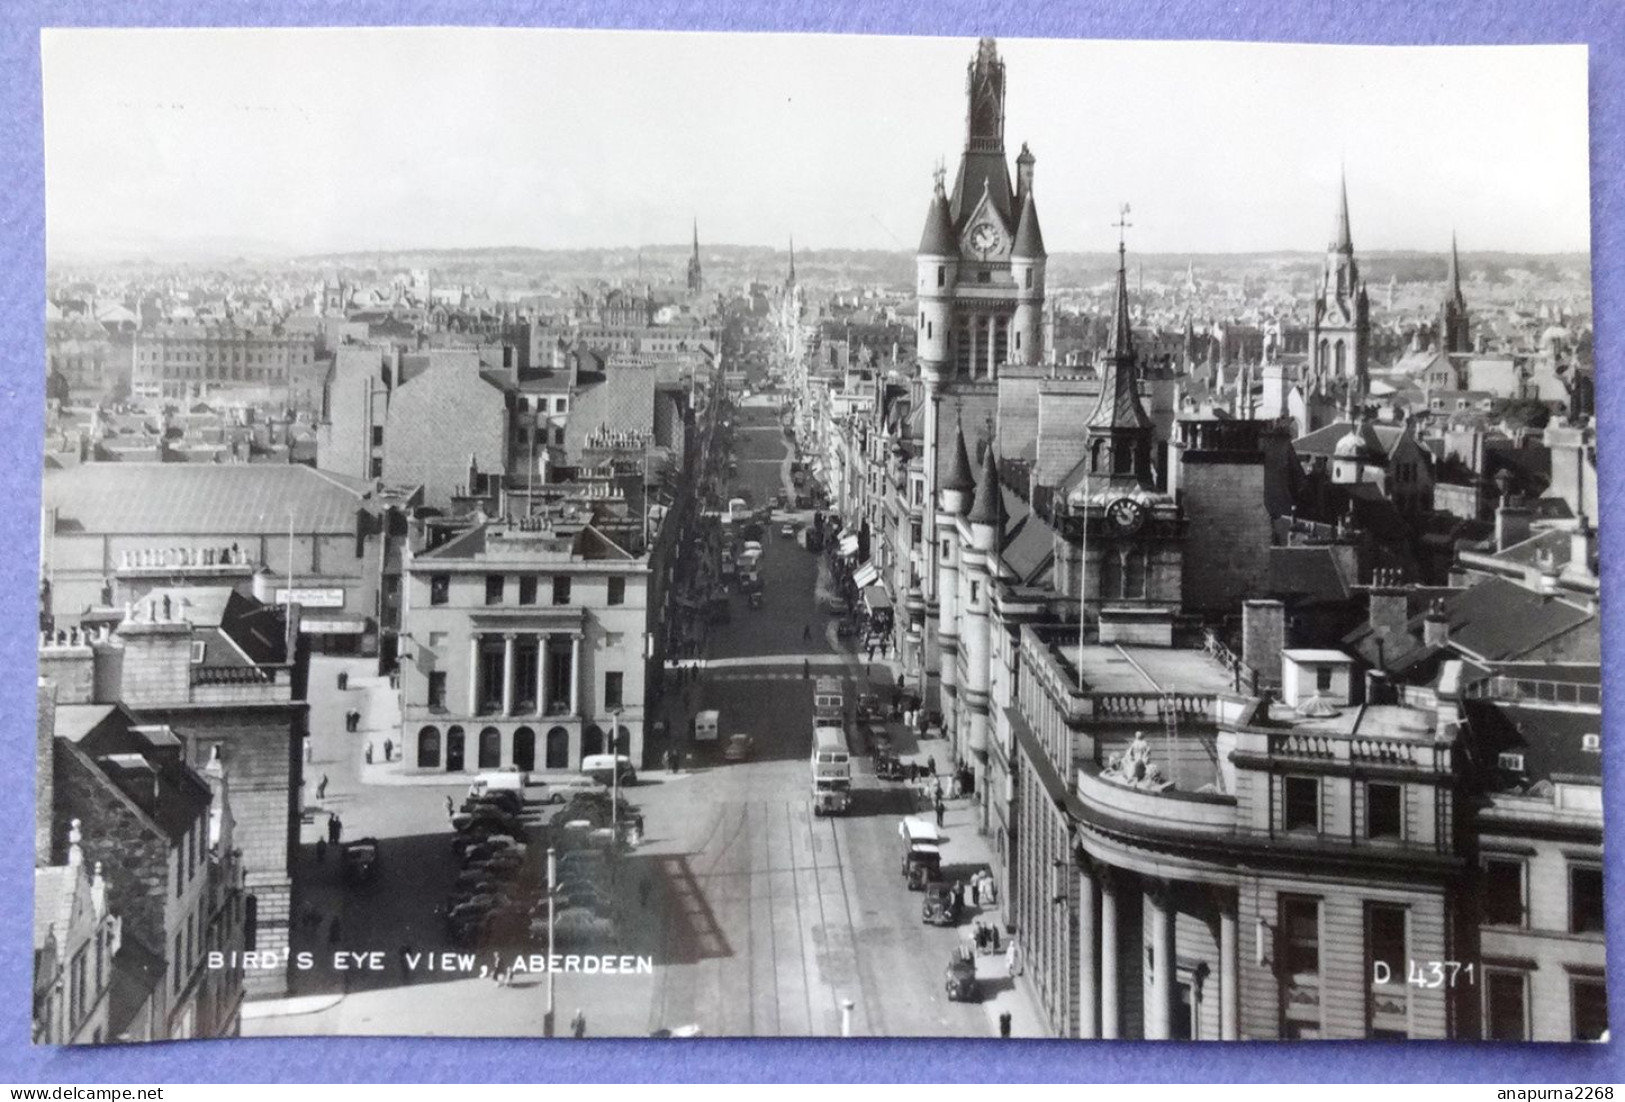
[1464,676,1601,707]
[1090,693,1218,721]
[192,665,271,685]
[1265,730,1452,771]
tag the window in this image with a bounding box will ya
[1572,978,1609,1041]
[1367,904,1407,985]
[428,671,447,710]
[1281,896,1320,976]
[969,581,979,604]
[1024,269,1032,289]
[370,457,383,479]
[428,631,447,649]
[1483,859,1525,926]
[191,640,207,664]
[941,539,951,559]
[173,933,184,994]
[604,671,624,710]
[936,266,945,288]
[1315,665,1333,692]
[485,575,504,605]
[1284,776,1320,832]
[430,575,449,605]
[553,577,572,605]
[371,426,384,447]
[1367,783,1403,839]
[518,576,538,605]
[1484,970,1528,1041]
[1569,865,1604,934]
[608,577,625,606]
[910,521,922,547]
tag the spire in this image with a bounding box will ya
[943,416,976,497]
[787,236,796,286]
[1332,168,1353,253]
[1446,231,1464,301]
[1107,211,1134,361]
[966,439,1005,529]
[1011,191,1045,259]
[1086,222,1155,437]
[692,219,699,257]
[918,171,957,256]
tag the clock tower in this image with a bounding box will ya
[1063,239,1184,626]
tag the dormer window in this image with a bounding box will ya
[190,641,206,664]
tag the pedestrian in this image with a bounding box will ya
[364,743,374,765]
[954,879,965,912]
[803,659,810,680]
[571,1008,587,1039]
[1006,936,1024,977]
[990,924,1001,952]
[934,796,945,829]
[383,738,393,761]
[866,642,875,662]
[926,756,937,777]
[337,671,348,690]
[803,623,811,642]
[316,773,329,800]
[999,1011,1013,1039]
[328,814,342,845]
[327,916,341,945]
[444,794,455,818]
[315,836,327,864]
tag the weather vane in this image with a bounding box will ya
[1112,203,1133,253]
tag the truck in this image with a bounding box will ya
[811,725,851,816]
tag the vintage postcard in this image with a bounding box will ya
[34,28,1599,1043]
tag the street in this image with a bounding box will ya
[247,398,1035,1039]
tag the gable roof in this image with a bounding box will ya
[44,464,375,536]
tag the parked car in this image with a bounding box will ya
[922,881,960,926]
[722,733,755,762]
[779,523,797,540]
[822,596,848,615]
[945,954,980,1002]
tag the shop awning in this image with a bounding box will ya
[852,561,879,589]
[862,584,892,610]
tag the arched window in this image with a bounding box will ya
[1317,339,1329,373]
[1334,341,1347,378]
[615,725,633,757]
[478,726,502,769]
[513,727,536,772]
[1124,550,1148,599]
[417,725,441,769]
[583,725,605,757]
[545,727,570,770]
[446,726,466,772]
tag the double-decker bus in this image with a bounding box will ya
[811,725,851,816]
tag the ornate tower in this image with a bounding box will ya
[686,219,703,294]
[1309,172,1370,394]
[1439,232,1471,354]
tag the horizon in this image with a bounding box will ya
[42,29,1591,259]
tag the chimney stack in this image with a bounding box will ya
[1494,501,1531,552]
[1242,599,1285,692]
[1422,598,1450,648]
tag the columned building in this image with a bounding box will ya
[399,518,649,775]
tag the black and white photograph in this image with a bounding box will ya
[32,27,1602,1045]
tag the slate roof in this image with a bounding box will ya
[1344,575,1595,667]
[1462,699,1601,787]
[44,464,375,536]
[1295,420,1407,462]
[918,186,957,256]
[1011,193,1046,259]
[967,446,1005,528]
[999,489,1054,584]
[1268,546,1355,605]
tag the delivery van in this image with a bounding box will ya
[694,709,721,742]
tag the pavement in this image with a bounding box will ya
[246,395,1048,1039]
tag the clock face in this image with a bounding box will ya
[1106,497,1146,534]
[969,222,1001,259]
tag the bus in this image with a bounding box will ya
[728,497,750,523]
[813,676,844,725]
[811,725,851,816]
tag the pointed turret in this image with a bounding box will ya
[918,174,957,256]
[1105,242,1135,365]
[966,441,1005,531]
[686,219,703,294]
[1446,231,1463,299]
[943,418,976,498]
[1011,191,1045,259]
[787,236,796,286]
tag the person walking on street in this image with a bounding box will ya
[866,642,876,662]
[444,794,455,818]
[364,743,374,765]
[316,773,329,800]
[934,794,945,829]
[383,737,393,761]
[314,837,327,864]
[926,756,936,778]
[571,1008,587,1039]
[328,814,342,845]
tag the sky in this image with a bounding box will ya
[40,28,1592,259]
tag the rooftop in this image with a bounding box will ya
[1066,643,1236,698]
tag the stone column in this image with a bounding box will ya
[535,635,548,716]
[1077,859,1099,1039]
[569,635,581,716]
[1100,868,1120,1040]
[967,316,979,378]
[986,315,998,378]
[467,634,481,716]
[1220,894,1239,1041]
[1144,880,1175,1041]
[501,633,516,717]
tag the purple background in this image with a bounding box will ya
[1,0,1620,1083]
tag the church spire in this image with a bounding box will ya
[686,218,703,294]
[1440,230,1471,353]
[1332,167,1354,253]
[1446,231,1464,300]
[1107,206,1135,361]
[787,235,796,287]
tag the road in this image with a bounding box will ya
[248,396,1028,1039]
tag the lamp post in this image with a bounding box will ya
[544,844,556,1037]
[607,706,625,844]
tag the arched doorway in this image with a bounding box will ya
[545,726,570,770]
[446,726,465,772]
[417,725,441,769]
[583,724,605,757]
[478,726,502,770]
[513,727,536,772]
[615,725,633,758]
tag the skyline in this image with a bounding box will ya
[42,29,1592,259]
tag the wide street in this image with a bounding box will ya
[248,391,1033,1040]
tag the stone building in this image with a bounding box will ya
[131,322,317,403]
[399,516,651,775]
[33,809,121,1045]
[37,589,299,1002]
[382,360,510,510]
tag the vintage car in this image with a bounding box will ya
[922,881,960,926]
[779,523,797,539]
[945,954,980,1002]
[748,589,764,610]
[855,694,883,722]
[340,838,382,886]
[722,733,755,762]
